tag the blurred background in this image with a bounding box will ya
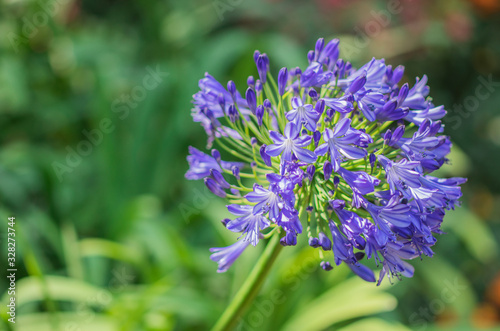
[0,0,500,330]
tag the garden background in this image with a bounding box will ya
[1,0,500,330]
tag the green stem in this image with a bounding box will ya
[211,232,283,331]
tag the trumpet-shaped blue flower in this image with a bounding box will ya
[266,122,317,163]
[226,204,270,246]
[245,184,283,222]
[377,155,421,196]
[210,239,251,273]
[185,146,243,180]
[315,118,367,170]
[286,97,320,131]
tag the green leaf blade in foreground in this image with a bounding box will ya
[281,277,398,331]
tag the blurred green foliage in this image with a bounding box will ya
[0,0,500,330]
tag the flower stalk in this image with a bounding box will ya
[211,231,283,331]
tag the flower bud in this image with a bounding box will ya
[329,199,345,210]
[228,104,238,122]
[385,65,394,82]
[390,125,405,146]
[347,73,366,94]
[322,39,339,64]
[260,145,272,167]
[319,232,332,251]
[247,75,255,87]
[253,50,260,64]
[320,261,333,271]
[397,83,409,106]
[211,149,221,163]
[354,252,365,261]
[335,59,345,77]
[309,237,320,248]
[293,67,302,76]
[313,130,321,147]
[369,153,376,169]
[256,105,264,126]
[307,165,315,181]
[383,129,392,145]
[315,99,325,115]
[256,54,269,84]
[278,67,288,96]
[307,50,314,63]
[280,232,297,246]
[217,93,225,113]
[204,178,226,198]
[392,65,405,85]
[315,38,325,57]
[210,169,230,189]
[246,88,257,114]
[232,166,240,181]
[255,80,263,95]
[333,176,340,187]
[308,88,318,101]
[263,99,272,110]
[324,161,332,181]
[227,80,236,99]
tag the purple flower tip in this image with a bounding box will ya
[227,80,236,97]
[246,88,257,114]
[205,177,226,198]
[329,199,345,210]
[321,261,333,271]
[309,88,318,100]
[247,75,255,87]
[278,67,288,96]
[309,237,320,248]
[211,149,221,163]
[232,166,240,180]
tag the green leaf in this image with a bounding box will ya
[15,312,118,331]
[1,276,109,307]
[417,256,477,316]
[337,318,412,331]
[442,207,498,263]
[79,238,143,266]
[152,287,221,324]
[281,277,398,331]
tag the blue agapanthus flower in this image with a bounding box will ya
[186,37,466,284]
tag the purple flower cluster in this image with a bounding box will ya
[186,38,466,284]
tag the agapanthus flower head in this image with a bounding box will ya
[187,38,466,284]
